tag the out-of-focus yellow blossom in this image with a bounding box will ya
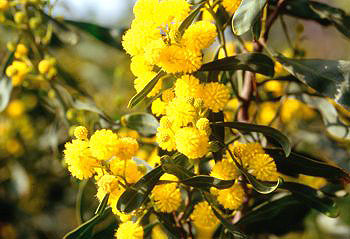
[161,89,175,103]
[174,75,203,99]
[182,20,217,52]
[134,71,163,97]
[64,139,99,179]
[14,44,28,59]
[115,137,139,160]
[38,58,57,79]
[224,98,239,121]
[257,102,278,125]
[5,61,30,86]
[152,98,167,116]
[281,98,315,123]
[6,100,25,118]
[151,224,168,239]
[73,126,88,140]
[89,129,119,160]
[244,42,254,52]
[222,0,242,14]
[191,201,219,230]
[0,0,9,11]
[166,97,197,127]
[264,80,284,96]
[14,12,26,24]
[175,126,209,159]
[218,42,236,59]
[248,153,279,181]
[210,158,239,180]
[110,159,143,184]
[115,221,144,239]
[118,129,139,139]
[298,175,327,190]
[216,183,245,210]
[152,174,181,213]
[202,82,230,112]
[6,139,23,156]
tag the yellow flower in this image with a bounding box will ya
[216,183,245,210]
[196,117,211,135]
[248,154,279,181]
[280,98,303,122]
[175,127,209,159]
[110,159,143,184]
[161,88,175,103]
[96,174,123,202]
[89,129,119,160]
[264,80,284,96]
[152,98,167,116]
[158,45,202,73]
[166,97,197,127]
[155,0,190,25]
[202,82,230,112]
[191,201,219,230]
[5,61,30,86]
[14,44,28,59]
[151,225,168,239]
[130,55,152,77]
[73,126,88,140]
[210,158,239,180]
[222,0,242,14]
[0,0,9,11]
[156,125,176,151]
[133,0,158,21]
[115,137,139,160]
[152,174,181,213]
[115,221,144,239]
[174,75,203,99]
[182,20,217,52]
[144,39,166,65]
[229,141,264,167]
[6,100,25,118]
[257,102,278,125]
[38,58,57,79]
[64,139,99,179]
[134,71,163,97]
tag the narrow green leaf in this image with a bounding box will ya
[178,3,205,35]
[232,0,267,35]
[237,195,301,225]
[275,54,350,109]
[199,53,275,77]
[73,99,113,124]
[181,176,235,191]
[121,113,159,137]
[161,156,195,181]
[63,194,110,239]
[204,193,247,239]
[128,71,166,108]
[213,121,291,156]
[266,148,350,183]
[117,166,164,213]
[280,182,339,218]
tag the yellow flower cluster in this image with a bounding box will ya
[63,126,144,218]
[6,45,31,86]
[123,0,218,97]
[115,221,144,239]
[190,201,219,230]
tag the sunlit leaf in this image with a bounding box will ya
[199,53,275,77]
[276,54,350,109]
[121,113,159,137]
[232,0,267,35]
[280,182,339,218]
[181,176,235,191]
[128,71,166,108]
[213,121,291,156]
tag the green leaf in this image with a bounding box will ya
[278,0,350,38]
[73,99,113,124]
[161,156,195,181]
[199,53,275,77]
[178,3,205,35]
[266,148,350,183]
[239,167,281,194]
[0,52,14,112]
[280,182,339,218]
[213,121,291,156]
[276,54,350,109]
[154,212,184,238]
[121,113,159,137]
[204,193,247,239]
[181,176,235,191]
[232,0,267,35]
[237,195,301,225]
[63,194,110,239]
[117,166,164,213]
[65,20,122,49]
[128,71,166,108]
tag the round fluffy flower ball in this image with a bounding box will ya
[96,174,123,202]
[74,126,88,140]
[248,154,279,181]
[115,137,139,160]
[115,221,144,239]
[202,82,231,112]
[210,158,239,180]
[190,201,219,230]
[156,126,176,151]
[166,98,197,128]
[64,139,98,180]
[175,75,203,99]
[110,159,143,184]
[89,129,119,160]
[175,127,209,159]
[182,20,217,51]
[217,183,245,210]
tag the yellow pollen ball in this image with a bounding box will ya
[210,158,239,180]
[6,100,25,118]
[156,126,176,151]
[115,221,144,239]
[222,0,242,14]
[89,129,119,160]
[174,75,203,99]
[191,201,219,230]
[202,82,230,112]
[14,44,28,59]
[73,126,88,140]
[175,127,209,159]
[115,137,139,160]
[151,98,167,116]
[0,0,9,11]
[248,154,279,181]
[182,20,217,52]
[161,89,175,103]
[166,97,197,127]
[110,159,143,184]
[216,183,245,210]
